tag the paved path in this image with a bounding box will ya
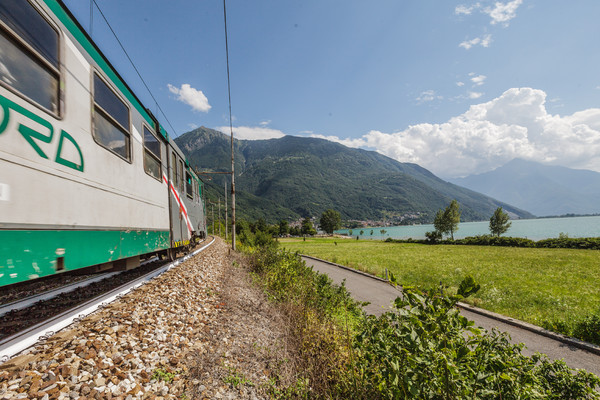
[303,256,600,376]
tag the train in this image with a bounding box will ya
[0,0,207,287]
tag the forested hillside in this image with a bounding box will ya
[177,127,533,224]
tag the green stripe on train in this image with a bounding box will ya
[0,229,169,286]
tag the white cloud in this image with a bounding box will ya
[308,133,368,149]
[315,88,600,178]
[455,4,475,15]
[456,81,465,87]
[470,74,487,86]
[215,125,285,140]
[416,90,443,104]
[168,83,211,112]
[259,120,271,126]
[459,34,492,50]
[468,91,483,99]
[484,0,523,26]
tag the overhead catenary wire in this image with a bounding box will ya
[89,0,179,137]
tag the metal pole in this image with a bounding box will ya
[223,0,236,250]
[231,133,236,250]
[224,182,228,241]
[211,203,214,236]
[218,197,221,236]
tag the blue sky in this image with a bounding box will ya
[62,0,600,178]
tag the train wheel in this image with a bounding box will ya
[160,248,176,261]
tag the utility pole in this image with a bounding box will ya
[218,197,221,236]
[211,202,214,236]
[231,133,236,250]
[223,0,236,250]
[224,182,228,240]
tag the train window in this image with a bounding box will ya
[143,125,161,181]
[93,74,129,130]
[0,0,59,114]
[185,171,193,199]
[170,151,176,184]
[178,160,184,192]
[92,73,131,161]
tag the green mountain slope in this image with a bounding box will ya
[177,127,533,224]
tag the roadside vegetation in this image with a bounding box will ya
[281,237,600,346]
[237,224,600,398]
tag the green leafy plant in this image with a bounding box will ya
[339,278,600,399]
[573,312,600,345]
[151,368,177,383]
[457,274,480,298]
[223,366,254,388]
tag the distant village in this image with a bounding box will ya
[289,211,427,231]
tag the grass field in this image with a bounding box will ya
[280,237,600,328]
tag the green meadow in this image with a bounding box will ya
[280,237,600,329]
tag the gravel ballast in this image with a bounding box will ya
[0,238,291,399]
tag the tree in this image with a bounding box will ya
[445,200,461,240]
[433,209,449,238]
[489,207,511,237]
[252,218,268,233]
[433,200,461,240]
[278,220,289,236]
[301,217,316,235]
[319,209,341,235]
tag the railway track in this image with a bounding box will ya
[0,237,215,362]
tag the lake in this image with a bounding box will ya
[336,215,600,241]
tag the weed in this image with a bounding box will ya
[223,366,254,388]
[151,368,177,383]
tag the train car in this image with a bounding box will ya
[0,0,207,287]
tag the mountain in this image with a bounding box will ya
[176,127,533,223]
[450,158,600,217]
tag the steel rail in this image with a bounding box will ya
[0,238,215,363]
[0,256,159,318]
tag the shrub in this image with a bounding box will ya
[425,230,442,243]
[339,284,600,399]
[573,312,600,345]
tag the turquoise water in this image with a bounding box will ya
[337,215,600,241]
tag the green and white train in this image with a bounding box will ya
[0,0,207,287]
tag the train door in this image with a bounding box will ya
[167,151,192,249]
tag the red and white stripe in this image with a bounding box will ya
[163,172,193,233]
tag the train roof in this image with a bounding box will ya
[48,0,194,171]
